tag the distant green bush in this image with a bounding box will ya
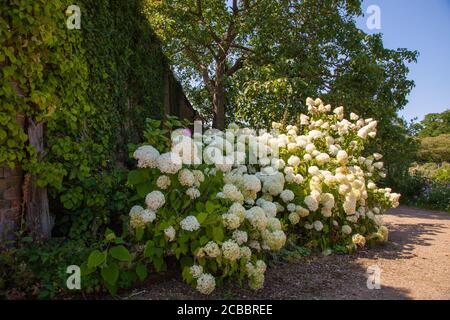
[416,135,450,163]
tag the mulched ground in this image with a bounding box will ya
[121,206,450,300]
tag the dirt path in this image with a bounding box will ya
[125,206,450,300]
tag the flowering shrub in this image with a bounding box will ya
[85,98,399,295]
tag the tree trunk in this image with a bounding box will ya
[23,119,53,240]
[212,84,226,130]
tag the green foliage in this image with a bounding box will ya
[416,134,450,163]
[0,0,174,238]
[401,163,450,212]
[415,110,450,137]
[0,237,92,299]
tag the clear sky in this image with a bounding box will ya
[356,0,450,122]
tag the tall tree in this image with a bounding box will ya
[144,0,282,129]
[415,110,450,137]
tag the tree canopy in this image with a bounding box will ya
[415,109,450,137]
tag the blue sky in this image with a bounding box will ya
[356,0,450,122]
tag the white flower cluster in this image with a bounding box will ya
[127,97,399,296]
[180,215,201,232]
[133,145,159,168]
[129,205,156,229]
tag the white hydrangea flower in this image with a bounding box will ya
[232,230,248,245]
[204,241,221,258]
[352,234,366,247]
[280,189,295,203]
[313,220,323,231]
[287,155,301,167]
[180,215,200,232]
[240,246,252,261]
[145,191,165,211]
[190,265,203,279]
[342,225,352,235]
[246,206,268,231]
[178,169,195,187]
[157,152,182,174]
[223,184,244,203]
[287,203,296,212]
[222,239,241,261]
[258,200,277,218]
[164,226,176,241]
[156,175,171,190]
[304,195,319,211]
[186,187,200,199]
[196,273,215,295]
[141,209,156,223]
[222,213,241,230]
[288,212,300,225]
[228,202,246,222]
[263,230,286,250]
[133,145,160,168]
[336,150,348,165]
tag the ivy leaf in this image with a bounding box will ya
[110,245,131,262]
[135,263,148,281]
[87,250,106,269]
[101,264,119,286]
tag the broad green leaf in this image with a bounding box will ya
[212,226,224,242]
[205,201,215,213]
[196,211,208,224]
[87,250,106,269]
[110,245,131,262]
[101,264,119,286]
[135,263,148,281]
[127,170,147,185]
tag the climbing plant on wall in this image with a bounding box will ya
[0,0,182,238]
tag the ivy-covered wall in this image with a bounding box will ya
[0,0,191,240]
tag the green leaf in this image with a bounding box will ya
[136,263,148,281]
[101,264,119,286]
[153,256,166,272]
[196,211,208,224]
[136,183,153,198]
[87,250,106,269]
[212,226,224,242]
[205,201,215,213]
[135,227,144,241]
[199,235,209,245]
[195,202,205,212]
[128,169,149,185]
[110,245,131,262]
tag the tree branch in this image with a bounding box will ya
[226,55,246,76]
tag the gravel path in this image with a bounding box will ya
[124,206,450,300]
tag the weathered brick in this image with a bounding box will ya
[0,200,11,209]
[0,178,6,190]
[0,167,4,178]
[3,187,21,200]
[10,199,21,209]
[6,176,22,189]
[3,208,20,220]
